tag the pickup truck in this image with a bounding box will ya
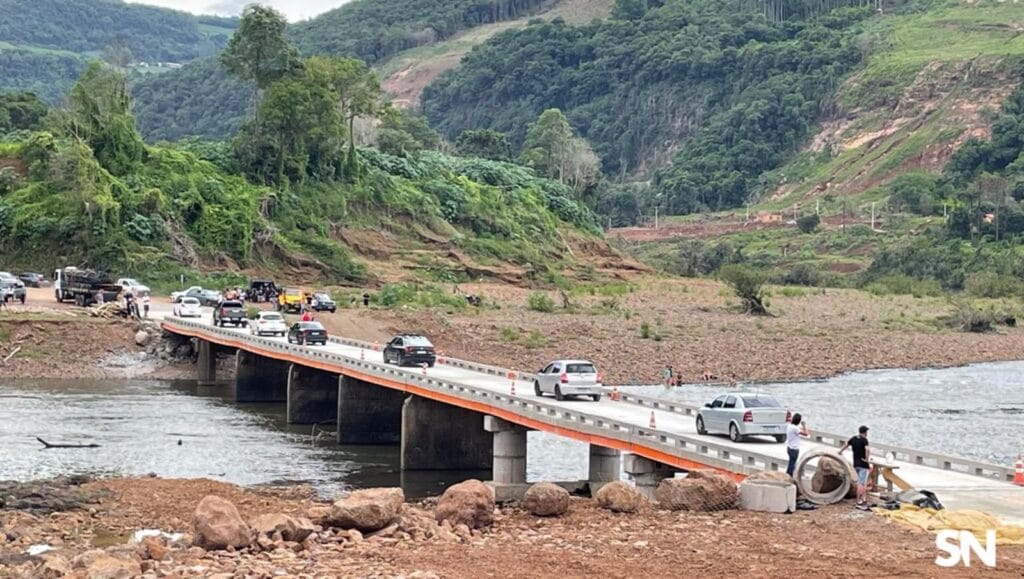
[213,299,248,327]
[116,278,150,297]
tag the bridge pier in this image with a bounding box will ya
[588,445,621,493]
[287,365,338,424]
[336,376,404,444]
[234,350,289,403]
[484,416,528,502]
[401,395,491,470]
[197,339,217,385]
[624,454,680,500]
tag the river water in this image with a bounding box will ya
[0,361,1019,494]
[0,379,588,497]
[633,360,1024,467]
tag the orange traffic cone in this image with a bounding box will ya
[649,411,656,430]
[611,385,620,401]
[1014,454,1024,486]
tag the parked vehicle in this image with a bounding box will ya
[250,311,287,337]
[247,279,277,303]
[695,393,790,443]
[172,297,202,318]
[383,335,436,367]
[0,277,26,304]
[18,272,47,287]
[213,299,247,327]
[276,287,307,314]
[53,267,120,306]
[287,321,327,345]
[115,277,150,297]
[171,286,222,306]
[311,292,336,313]
[533,360,603,401]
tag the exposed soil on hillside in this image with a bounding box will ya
[2,477,1020,577]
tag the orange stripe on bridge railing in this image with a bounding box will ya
[164,322,748,482]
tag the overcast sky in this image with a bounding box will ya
[126,0,350,22]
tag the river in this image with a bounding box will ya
[634,360,1024,467]
[0,378,588,497]
[1,361,1019,494]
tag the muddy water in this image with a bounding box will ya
[634,360,1024,467]
[0,379,587,497]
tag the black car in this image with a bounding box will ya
[248,279,277,303]
[18,272,46,287]
[383,334,436,367]
[213,300,248,327]
[288,321,327,345]
[312,292,336,313]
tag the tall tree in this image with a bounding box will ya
[520,109,575,182]
[61,62,145,176]
[455,129,512,161]
[220,5,297,91]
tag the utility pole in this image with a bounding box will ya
[654,207,659,230]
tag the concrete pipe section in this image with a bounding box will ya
[795,448,856,505]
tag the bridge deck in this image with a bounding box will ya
[162,316,1024,524]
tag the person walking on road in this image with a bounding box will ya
[662,365,673,386]
[785,413,809,477]
[142,294,150,318]
[840,425,871,506]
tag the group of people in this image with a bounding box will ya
[246,285,279,303]
[786,416,873,507]
[118,288,149,319]
[661,366,730,387]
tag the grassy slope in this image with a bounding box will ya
[624,0,1024,278]
[380,0,614,106]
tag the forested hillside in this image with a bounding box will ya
[422,0,879,215]
[0,0,236,102]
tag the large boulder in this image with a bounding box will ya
[811,457,856,498]
[655,471,739,512]
[327,488,404,532]
[522,482,570,517]
[193,495,252,550]
[134,330,152,347]
[747,471,794,485]
[594,481,646,513]
[434,480,495,529]
[250,513,316,543]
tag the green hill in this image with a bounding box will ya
[0,0,236,102]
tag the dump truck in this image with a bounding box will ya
[53,267,121,307]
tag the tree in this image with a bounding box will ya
[61,62,145,176]
[307,56,385,178]
[455,129,511,161]
[220,5,297,91]
[719,264,770,315]
[378,108,441,157]
[520,109,574,182]
[0,92,47,132]
[796,213,820,234]
[563,137,602,198]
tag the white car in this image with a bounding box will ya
[250,311,288,337]
[173,297,202,318]
[695,393,790,443]
[116,277,150,296]
[533,359,603,401]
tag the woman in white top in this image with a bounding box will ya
[785,413,809,477]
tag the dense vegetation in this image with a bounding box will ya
[289,0,550,64]
[0,0,236,103]
[423,0,874,216]
[0,6,599,285]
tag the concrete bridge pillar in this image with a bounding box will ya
[484,416,529,502]
[234,350,289,403]
[624,454,680,500]
[588,445,621,493]
[287,365,339,425]
[401,395,491,471]
[197,339,217,385]
[336,375,404,444]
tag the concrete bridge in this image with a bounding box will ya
[161,317,1024,522]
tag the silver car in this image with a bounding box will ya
[533,360,602,401]
[695,393,790,443]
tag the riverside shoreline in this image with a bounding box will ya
[2,476,1022,577]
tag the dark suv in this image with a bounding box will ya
[213,299,247,327]
[312,292,336,313]
[383,335,437,367]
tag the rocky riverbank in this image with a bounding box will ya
[2,476,1021,577]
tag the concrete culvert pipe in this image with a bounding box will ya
[794,448,855,505]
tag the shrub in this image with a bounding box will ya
[640,321,651,339]
[965,273,1024,299]
[522,330,548,348]
[719,264,770,315]
[796,213,821,234]
[499,327,519,342]
[864,275,942,298]
[527,292,555,313]
[946,301,994,333]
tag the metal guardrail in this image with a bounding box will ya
[603,388,1016,483]
[161,318,789,476]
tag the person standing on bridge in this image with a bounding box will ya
[785,413,809,477]
[840,425,871,506]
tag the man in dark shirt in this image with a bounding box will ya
[840,425,871,505]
